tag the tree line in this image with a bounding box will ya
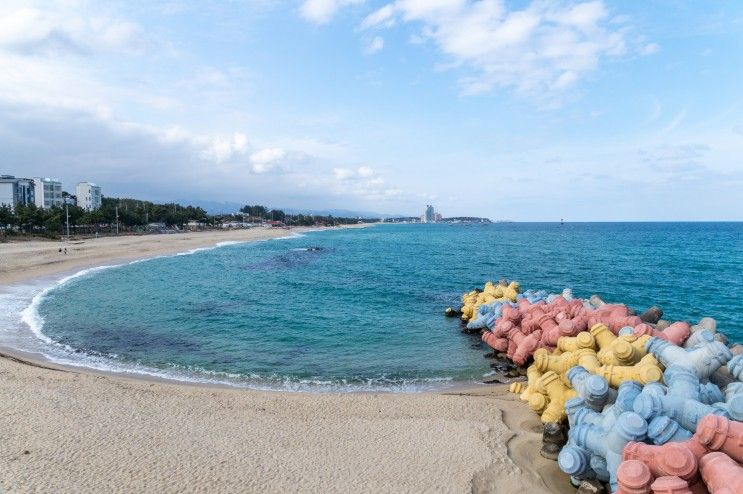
[238,204,376,227]
[0,198,375,237]
[0,198,209,236]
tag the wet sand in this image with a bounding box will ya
[0,228,569,493]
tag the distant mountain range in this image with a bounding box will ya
[177,200,405,219]
[281,208,407,219]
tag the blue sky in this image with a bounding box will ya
[0,0,741,220]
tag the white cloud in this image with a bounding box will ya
[357,165,375,177]
[328,165,401,199]
[641,42,660,56]
[360,0,638,101]
[333,167,354,180]
[299,0,364,24]
[364,36,384,54]
[249,147,286,173]
[203,132,249,162]
[360,4,396,29]
[553,71,578,90]
[0,99,413,209]
[0,6,148,56]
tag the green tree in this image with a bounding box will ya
[0,204,13,229]
[43,211,63,233]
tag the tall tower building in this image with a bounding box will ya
[424,205,435,223]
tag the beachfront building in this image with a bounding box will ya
[221,221,252,229]
[186,220,207,231]
[76,182,102,211]
[33,177,63,209]
[0,175,36,211]
[422,205,437,223]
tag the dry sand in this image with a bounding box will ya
[0,229,571,493]
[0,227,309,285]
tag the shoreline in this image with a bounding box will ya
[0,222,490,395]
[0,224,567,493]
[0,224,399,391]
[0,225,367,286]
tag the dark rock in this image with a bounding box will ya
[539,441,561,460]
[483,352,498,359]
[488,356,517,374]
[542,422,567,446]
[540,422,568,459]
[656,319,671,330]
[576,479,606,494]
[489,361,511,371]
[639,306,663,324]
[444,307,461,317]
[481,372,524,385]
[711,366,736,389]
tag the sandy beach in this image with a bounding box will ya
[0,229,566,493]
[0,227,316,285]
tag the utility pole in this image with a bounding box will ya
[65,203,70,238]
[115,205,119,235]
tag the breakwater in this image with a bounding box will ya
[448,280,743,493]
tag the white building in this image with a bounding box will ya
[33,177,63,209]
[0,175,36,211]
[76,182,102,211]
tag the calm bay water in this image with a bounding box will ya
[26,223,743,391]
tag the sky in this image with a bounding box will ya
[1,0,742,220]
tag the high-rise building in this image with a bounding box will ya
[76,182,102,211]
[0,175,36,211]
[33,177,63,209]
[423,205,436,223]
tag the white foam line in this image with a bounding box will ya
[14,237,276,346]
[7,228,432,393]
[20,264,120,344]
[215,240,249,247]
[274,232,305,240]
[37,349,461,393]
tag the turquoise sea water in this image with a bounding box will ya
[19,223,743,391]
